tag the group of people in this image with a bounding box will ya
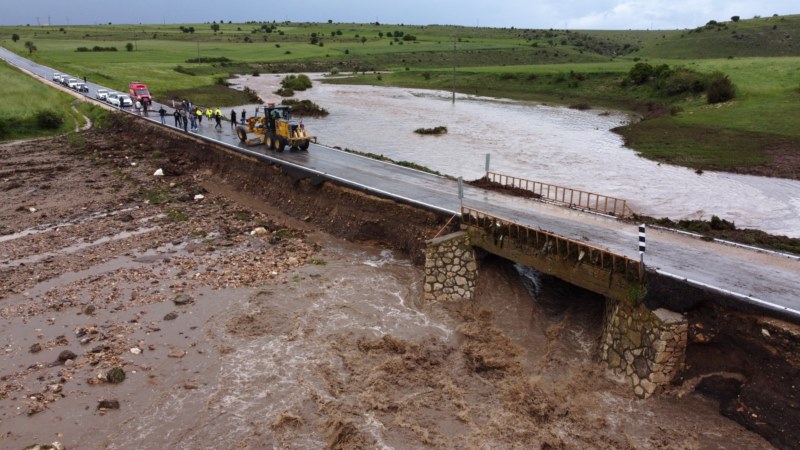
[155,99,249,134]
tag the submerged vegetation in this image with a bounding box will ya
[280,99,329,117]
[414,126,448,135]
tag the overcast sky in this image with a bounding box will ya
[0,0,796,30]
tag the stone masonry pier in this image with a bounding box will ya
[425,218,689,399]
[423,232,478,302]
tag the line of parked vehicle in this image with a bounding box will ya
[52,72,132,107]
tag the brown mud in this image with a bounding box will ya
[0,113,795,449]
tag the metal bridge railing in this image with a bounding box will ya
[486,172,634,217]
[461,206,643,282]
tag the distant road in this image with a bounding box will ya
[2,46,798,319]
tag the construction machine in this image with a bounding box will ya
[235,103,316,152]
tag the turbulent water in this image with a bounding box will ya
[92,238,769,448]
[232,74,800,237]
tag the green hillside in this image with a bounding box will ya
[634,14,800,59]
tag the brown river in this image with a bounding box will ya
[92,236,768,448]
[233,73,800,238]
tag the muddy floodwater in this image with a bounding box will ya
[233,74,800,238]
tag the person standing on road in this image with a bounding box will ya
[214,109,223,129]
[158,106,167,124]
[241,109,246,125]
[206,107,213,123]
[196,108,203,126]
[135,100,142,114]
[230,109,237,128]
[189,109,197,131]
[173,110,181,128]
[142,101,149,116]
[181,109,189,132]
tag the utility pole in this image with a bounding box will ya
[452,36,456,105]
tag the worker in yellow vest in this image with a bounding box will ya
[214,108,223,129]
[196,108,204,126]
[205,107,213,122]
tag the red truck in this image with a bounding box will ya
[128,81,152,105]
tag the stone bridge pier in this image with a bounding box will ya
[424,231,687,399]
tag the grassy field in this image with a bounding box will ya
[0,60,86,140]
[1,16,799,174]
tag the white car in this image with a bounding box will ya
[66,78,79,89]
[107,92,122,106]
[96,88,109,101]
[74,82,89,92]
[53,73,62,83]
[117,94,133,107]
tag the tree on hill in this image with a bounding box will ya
[731,16,740,22]
[125,42,134,51]
[24,41,36,55]
[11,33,19,42]
[211,22,220,33]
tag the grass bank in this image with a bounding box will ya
[0,60,86,140]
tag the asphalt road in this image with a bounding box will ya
[2,47,798,318]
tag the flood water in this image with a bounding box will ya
[232,74,800,238]
[93,239,769,449]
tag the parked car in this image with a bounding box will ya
[96,88,109,101]
[53,73,62,83]
[75,82,89,93]
[107,92,122,106]
[66,78,79,89]
[117,94,133,107]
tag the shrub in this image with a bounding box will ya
[186,56,231,63]
[76,47,90,52]
[35,110,64,130]
[657,68,706,96]
[706,71,736,103]
[274,87,294,97]
[173,65,195,76]
[628,62,653,85]
[125,42,134,51]
[243,86,262,103]
[280,74,312,91]
[280,99,329,117]
[414,126,447,135]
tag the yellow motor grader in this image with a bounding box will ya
[235,103,316,152]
